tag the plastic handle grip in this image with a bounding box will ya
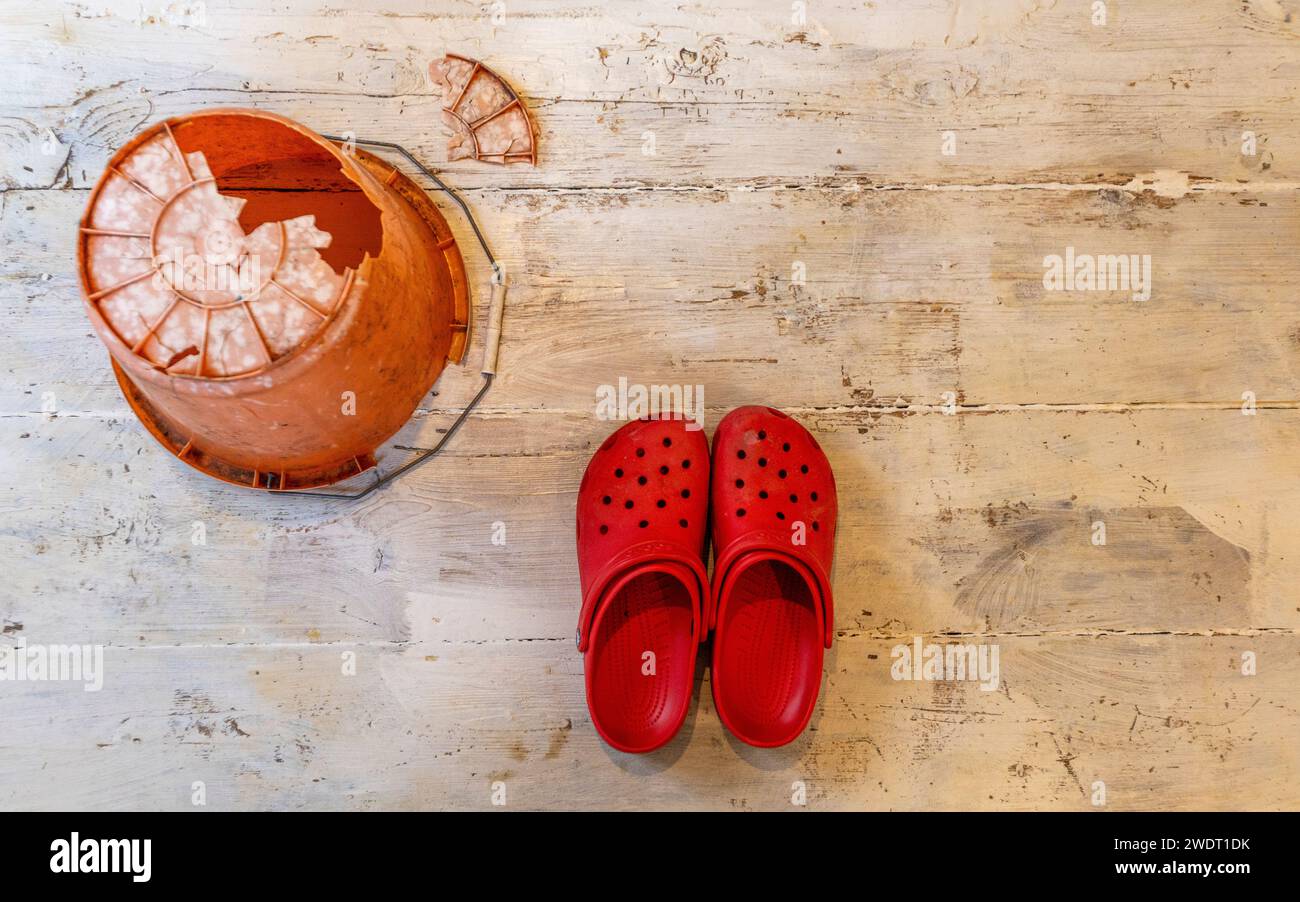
[481,280,507,376]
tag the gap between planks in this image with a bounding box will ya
[8,178,1300,197]
[54,628,1300,652]
[7,402,1300,420]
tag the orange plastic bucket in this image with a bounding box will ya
[76,109,470,490]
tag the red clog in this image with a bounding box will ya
[576,417,711,753]
[709,406,837,747]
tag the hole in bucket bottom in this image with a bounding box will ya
[171,114,383,274]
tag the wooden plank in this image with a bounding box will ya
[4,184,1299,415]
[0,634,1293,810]
[1,1,1298,189]
[3,407,1296,648]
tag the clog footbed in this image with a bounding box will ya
[576,417,710,753]
[709,406,837,747]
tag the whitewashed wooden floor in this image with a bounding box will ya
[2,0,1299,810]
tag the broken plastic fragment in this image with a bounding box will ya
[429,53,537,165]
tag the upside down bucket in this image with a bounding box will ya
[76,109,471,490]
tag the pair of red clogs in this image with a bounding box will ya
[575,406,837,752]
